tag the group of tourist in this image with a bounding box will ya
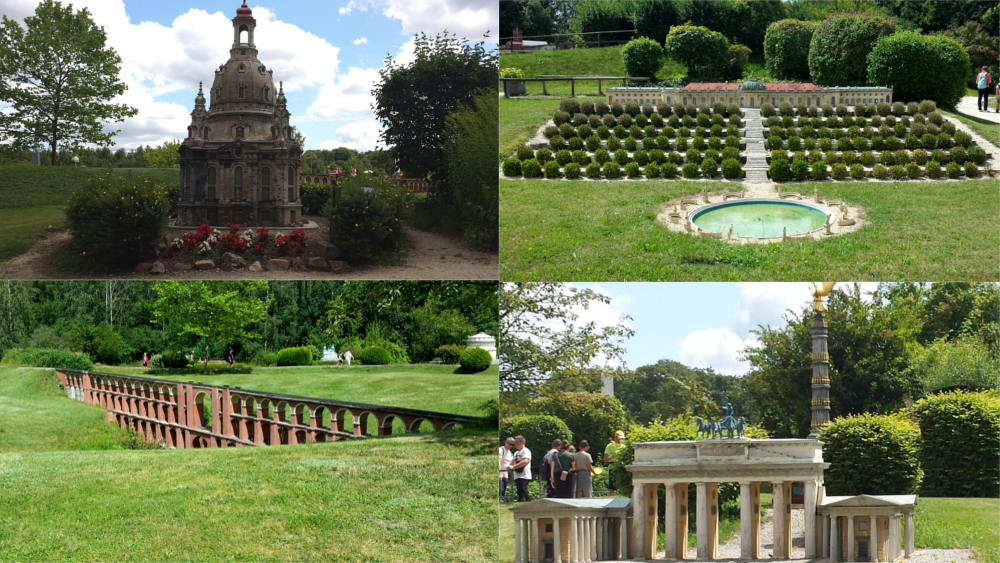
[975,66,999,113]
[499,430,627,502]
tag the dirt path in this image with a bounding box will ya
[0,227,497,280]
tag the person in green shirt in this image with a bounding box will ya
[603,430,625,495]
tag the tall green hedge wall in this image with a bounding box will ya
[764,19,816,80]
[912,389,1000,498]
[819,412,922,496]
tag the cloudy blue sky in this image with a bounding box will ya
[0,0,497,151]
[561,282,879,376]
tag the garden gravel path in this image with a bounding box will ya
[742,108,771,185]
[0,227,497,280]
[941,113,1000,166]
[956,96,1000,123]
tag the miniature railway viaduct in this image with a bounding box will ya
[55,368,476,449]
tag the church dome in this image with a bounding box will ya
[236,1,252,17]
[209,59,276,111]
[740,79,766,91]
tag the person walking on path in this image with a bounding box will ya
[499,437,514,501]
[343,349,353,366]
[551,441,576,499]
[604,430,625,495]
[225,348,235,368]
[142,352,149,367]
[574,440,597,498]
[510,436,533,502]
[976,66,991,111]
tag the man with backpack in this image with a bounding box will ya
[538,440,562,498]
[976,66,991,111]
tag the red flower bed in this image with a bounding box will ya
[220,233,248,253]
[256,226,270,244]
[275,235,290,256]
[195,224,214,242]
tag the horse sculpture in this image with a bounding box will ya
[695,401,747,439]
[695,417,713,439]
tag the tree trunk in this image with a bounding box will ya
[203,337,210,374]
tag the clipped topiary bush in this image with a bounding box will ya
[682,162,700,178]
[662,162,678,179]
[603,162,622,179]
[543,160,562,179]
[585,162,602,179]
[359,346,391,365]
[770,158,792,182]
[621,36,664,80]
[912,389,999,497]
[866,31,971,110]
[458,347,492,373]
[791,159,810,180]
[502,158,521,177]
[819,412,922,496]
[521,159,542,178]
[276,346,313,366]
[764,19,815,80]
[643,162,660,178]
[66,171,173,265]
[563,162,581,179]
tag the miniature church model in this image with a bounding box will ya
[177,1,303,227]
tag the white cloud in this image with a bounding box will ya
[380,0,496,43]
[353,36,368,45]
[304,39,415,121]
[305,67,381,120]
[679,328,758,376]
[338,1,367,15]
[731,283,815,334]
[319,119,383,151]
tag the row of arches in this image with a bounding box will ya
[67,372,462,450]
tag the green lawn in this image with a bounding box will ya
[943,109,1000,148]
[915,498,999,563]
[0,367,135,452]
[0,431,496,562]
[0,205,65,262]
[501,45,686,97]
[0,366,497,562]
[0,166,179,263]
[499,97,562,161]
[105,364,498,418]
[0,165,179,209]
[500,178,1000,281]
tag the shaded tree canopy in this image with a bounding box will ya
[499,283,633,394]
[372,31,497,194]
[0,0,136,164]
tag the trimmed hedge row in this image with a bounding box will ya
[557,97,743,120]
[0,348,95,370]
[759,99,936,119]
[276,346,313,366]
[770,155,981,181]
[510,158,743,181]
[819,412,922,496]
[912,389,999,498]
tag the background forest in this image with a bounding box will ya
[0,281,498,367]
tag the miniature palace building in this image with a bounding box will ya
[177,1,303,228]
[606,80,893,110]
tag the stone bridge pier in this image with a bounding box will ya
[54,368,476,449]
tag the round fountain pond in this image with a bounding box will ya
[691,199,830,238]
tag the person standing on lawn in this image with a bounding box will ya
[976,66,991,111]
[499,437,514,501]
[142,352,149,367]
[509,436,533,502]
[551,440,576,499]
[604,430,625,495]
[343,349,353,366]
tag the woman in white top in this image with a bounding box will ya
[573,440,597,498]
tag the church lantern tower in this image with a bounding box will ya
[177,1,303,228]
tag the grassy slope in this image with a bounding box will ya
[0,165,179,209]
[500,178,1000,281]
[0,367,133,452]
[0,432,496,562]
[0,366,497,562]
[942,109,1000,148]
[501,46,685,97]
[499,98,562,161]
[0,166,179,263]
[916,498,999,563]
[107,364,499,418]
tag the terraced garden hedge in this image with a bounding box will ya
[762,100,990,181]
[503,98,746,181]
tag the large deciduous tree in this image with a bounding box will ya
[151,281,271,373]
[807,12,897,86]
[499,283,633,394]
[866,31,970,110]
[664,24,730,81]
[371,32,497,199]
[0,0,137,165]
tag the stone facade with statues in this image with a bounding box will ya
[177,1,303,228]
[606,80,893,110]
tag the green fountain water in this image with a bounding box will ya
[693,202,828,238]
